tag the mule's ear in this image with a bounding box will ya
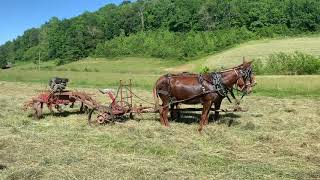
[242,56,248,63]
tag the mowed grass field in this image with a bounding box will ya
[0,81,320,179]
[1,59,320,98]
[0,69,319,97]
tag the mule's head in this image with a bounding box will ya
[236,59,256,94]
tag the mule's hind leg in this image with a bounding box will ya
[204,101,213,125]
[159,106,165,126]
[198,101,212,132]
[163,105,170,127]
[159,105,169,126]
[159,95,170,127]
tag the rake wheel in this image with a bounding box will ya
[88,105,114,126]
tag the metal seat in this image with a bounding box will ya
[98,89,114,94]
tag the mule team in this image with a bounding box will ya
[153,60,256,132]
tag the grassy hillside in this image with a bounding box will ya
[172,36,320,72]
[0,81,319,179]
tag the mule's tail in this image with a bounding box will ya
[153,83,159,112]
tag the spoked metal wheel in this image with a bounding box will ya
[88,105,114,126]
[111,101,131,113]
[111,101,132,121]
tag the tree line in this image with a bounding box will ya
[1,0,320,67]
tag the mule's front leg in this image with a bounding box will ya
[170,104,176,120]
[170,104,181,120]
[214,100,222,121]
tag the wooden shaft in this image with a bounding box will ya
[129,79,132,107]
[120,80,123,107]
[169,108,242,112]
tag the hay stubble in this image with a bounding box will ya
[0,82,319,179]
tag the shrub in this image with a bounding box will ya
[200,66,210,74]
[69,67,80,72]
[84,67,92,72]
[55,59,65,66]
[253,52,320,75]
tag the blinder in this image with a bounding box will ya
[235,65,256,96]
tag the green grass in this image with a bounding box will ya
[0,69,319,97]
[14,57,182,74]
[254,75,320,97]
[0,70,158,89]
[0,57,184,90]
[0,81,319,179]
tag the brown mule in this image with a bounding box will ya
[153,60,256,132]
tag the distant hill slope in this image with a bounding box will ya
[7,35,320,74]
[170,36,320,72]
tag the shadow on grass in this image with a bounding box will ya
[0,164,7,170]
[170,111,241,127]
[27,110,86,119]
[26,109,242,127]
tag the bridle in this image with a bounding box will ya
[212,64,256,103]
[232,66,256,101]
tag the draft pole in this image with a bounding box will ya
[120,80,123,107]
[38,52,41,71]
[129,79,132,107]
[129,79,133,119]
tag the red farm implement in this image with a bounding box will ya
[24,90,98,119]
[24,77,99,119]
[88,80,155,125]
